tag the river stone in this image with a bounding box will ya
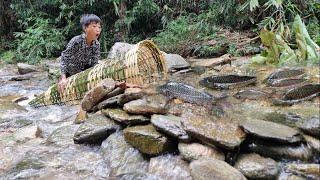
[74,107,87,124]
[81,78,116,111]
[286,163,320,179]
[148,154,192,180]
[234,153,279,179]
[278,173,306,180]
[246,140,313,161]
[182,117,246,150]
[118,88,144,105]
[168,102,212,117]
[123,95,167,115]
[109,172,160,180]
[189,157,247,180]
[178,143,224,162]
[73,113,120,144]
[107,42,133,60]
[151,114,190,142]
[17,63,39,74]
[240,119,302,143]
[163,53,190,70]
[97,94,121,109]
[9,73,35,81]
[46,125,79,147]
[105,87,125,99]
[123,124,174,155]
[296,116,320,137]
[302,134,320,153]
[100,132,149,176]
[8,155,46,179]
[102,108,149,125]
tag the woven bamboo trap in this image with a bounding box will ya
[29,40,167,107]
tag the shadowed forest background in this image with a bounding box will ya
[0,0,319,64]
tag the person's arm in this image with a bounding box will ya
[58,38,78,92]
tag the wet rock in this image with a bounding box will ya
[286,163,320,179]
[189,157,247,180]
[149,154,192,180]
[100,132,149,176]
[277,173,306,180]
[178,143,225,162]
[245,140,313,161]
[106,87,125,98]
[0,118,33,129]
[17,63,39,74]
[296,116,320,137]
[102,108,149,125]
[163,53,190,70]
[12,96,29,103]
[109,172,159,180]
[6,155,46,179]
[73,113,120,144]
[234,153,279,179]
[123,95,167,115]
[263,112,302,128]
[46,125,79,147]
[107,42,133,60]
[9,73,35,81]
[74,107,87,124]
[303,134,320,153]
[151,114,190,142]
[118,88,144,105]
[240,119,302,143]
[97,94,121,109]
[182,117,246,150]
[81,78,116,111]
[123,124,175,155]
[13,125,38,143]
[168,102,211,117]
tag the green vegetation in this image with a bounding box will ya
[0,0,319,65]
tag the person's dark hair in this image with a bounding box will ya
[80,14,101,29]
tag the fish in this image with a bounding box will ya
[234,89,270,100]
[265,68,305,85]
[273,84,320,105]
[158,81,225,106]
[199,75,257,89]
[267,78,307,87]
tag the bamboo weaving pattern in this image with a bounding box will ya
[29,40,167,107]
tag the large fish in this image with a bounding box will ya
[199,75,257,89]
[158,81,226,106]
[265,68,305,85]
[273,84,320,105]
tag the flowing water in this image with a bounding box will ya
[0,58,319,179]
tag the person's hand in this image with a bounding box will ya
[57,75,68,93]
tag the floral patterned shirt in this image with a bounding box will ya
[60,34,100,76]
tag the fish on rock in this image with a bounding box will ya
[234,89,270,100]
[158,81,226,106]
[199,74,257,90]
[264,68,305,85]
[273,84,320,105]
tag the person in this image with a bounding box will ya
[57,14,102,92]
